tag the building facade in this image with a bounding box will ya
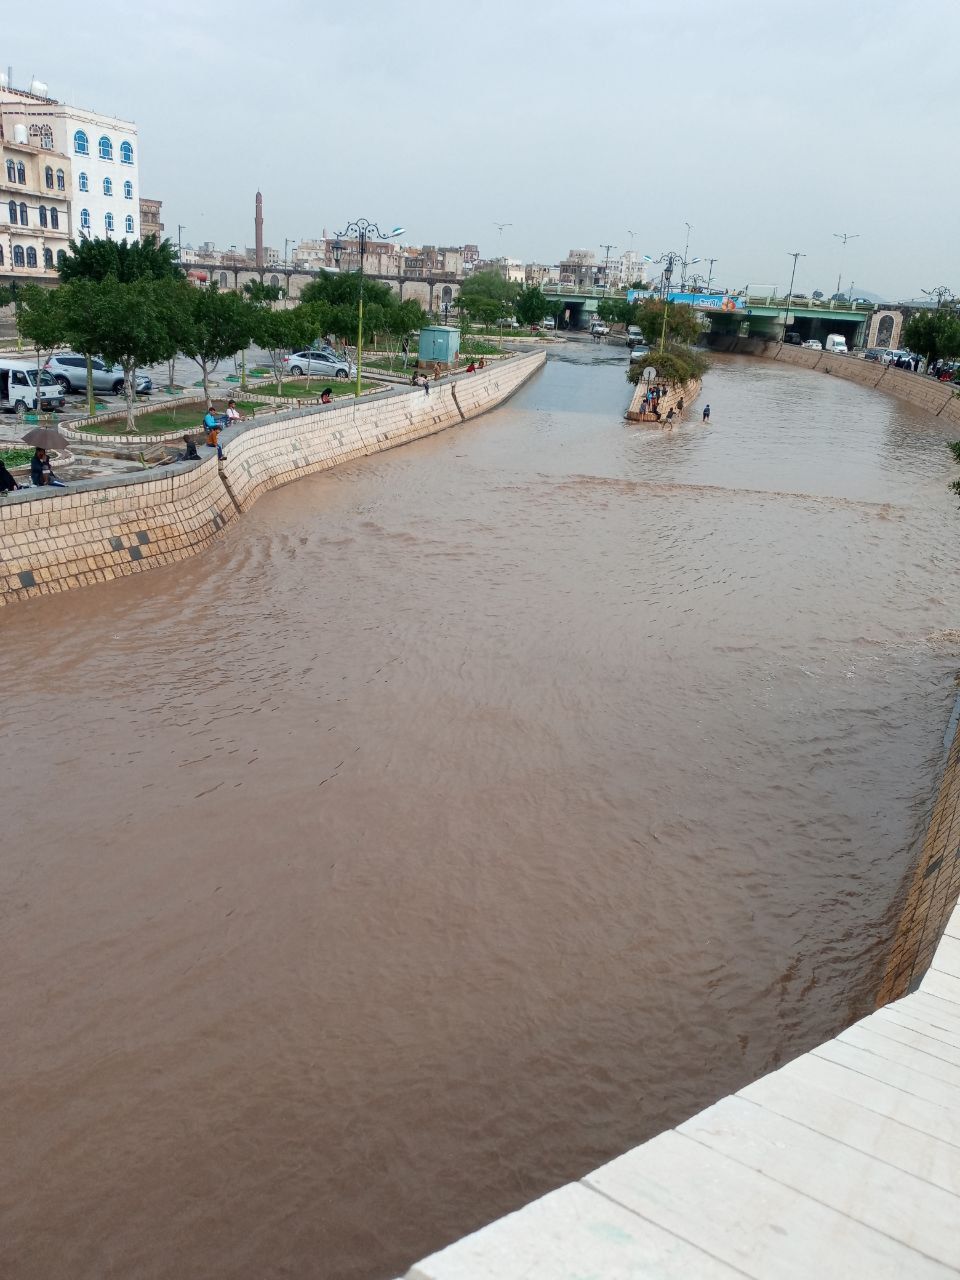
[139,196,163,242]
[0,133,72,284]
[0,82,141,245]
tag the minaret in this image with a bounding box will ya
[255,191,264,268]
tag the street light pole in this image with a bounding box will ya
[832,231,859,297]
[600,243,616,297]
[335,218,405,397]
[177,224,185,264]
[706,257,718,292]
[783,251,805,342]
[681,222,693,287]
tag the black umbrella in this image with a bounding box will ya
[21,425,69,452]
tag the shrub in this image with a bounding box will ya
[627,343,710,386]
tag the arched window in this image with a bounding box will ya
[80,208,91,231]
[0,247,4,266]
[56,168,65,191]
[13,245,25,267]
[78,171,89,192]
[50,208,59,230]
[43,247,53,269]
[74,129,89,154]
[123,180,133,199]
[26,246,37,268]
[105,212,115,232]
[38,205,48,228]
[98,135,113,161]
[7,199,16,224]
[56,249,66,267]
[220,272,228,288]
[5,160,14,182]
[120,140,134,165]
[44,165,54,189]
[16,162,26,183]
[103,177,113,196]
[270,274,280,288]
[19,202,28,226]
[125,215,134,234]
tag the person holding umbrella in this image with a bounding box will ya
[30,448,65,488]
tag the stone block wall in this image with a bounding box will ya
[0,455,235,603]
[626,376,702,423]
[0,351,546,606]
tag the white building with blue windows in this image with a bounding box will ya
[0,80,141,245]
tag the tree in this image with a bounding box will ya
[0,285,13,309]
[458,270,520,329]
[59,235,182,284]
[903,308,960,362]
[59,277,186,431]
[243,280,283,307]
[515,285,548,327]
[635,297,701,346]
[597,297,634,326]
[15,285,67,390]
[626,343,710,387]
[300,271,425,352]
[250,304,324,393]
[178,285,257,403]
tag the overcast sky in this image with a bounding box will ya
[6,0,956,299]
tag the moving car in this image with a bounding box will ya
[629,345,651,362]
[801,339,822,350]
[0,360,66,413]
[45,353,152,395]
[824,333,848,355]
[626,325,644,344]
[590,321,609,336]
[863,348,885,362]
[283,350,354,379]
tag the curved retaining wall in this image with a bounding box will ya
[0,351,545,605]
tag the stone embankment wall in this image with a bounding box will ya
[625,376,702,423]
[0,352,545,605]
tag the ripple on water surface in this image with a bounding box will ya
[1,348,959,1280]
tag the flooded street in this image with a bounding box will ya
[2,346,960,1280]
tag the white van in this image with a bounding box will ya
[824,333,848,355]
[0,360,66,413]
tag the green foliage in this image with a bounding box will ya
[903,308,960,362]
[16,285,67,356]
[59,236,182,283]
[948,440,960,463]
[0,447,32,467]
[597,297,634,326]
[0,285,13,309]
[514,285,548,327]
[58,277,185,429]
[299,271,425,343]
[243,280,283,306]
[250,304,325,390]
[178,286,257,401]
[626,343,710,386]
[458,270,520,327]
[636,298,701,345]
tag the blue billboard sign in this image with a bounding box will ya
[665,291,745,311]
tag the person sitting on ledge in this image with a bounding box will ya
[225,399,244,423]
[320,387,333,404]
[0,459,22,492]
[465,362,477,373]
[203,405,220,444]
[179,436,200,461]
[31,447,65,488]
[478,357,486,370]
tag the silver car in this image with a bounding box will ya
[282,350,354,379]
[45,352,153,395]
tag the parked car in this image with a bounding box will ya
[45,353,152,395]
[863,348,885,362]
[882,348,914,366]
[590,322,609,336]
[801,339,822,350]
[499,317,520,329]
[629,345,651,362]
[784,332,802,345]
[542,317,556,330]
[0,360,66,413]
[283,350,354,379]
[626,325,644,344]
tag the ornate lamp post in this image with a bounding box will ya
[334,218,404,397]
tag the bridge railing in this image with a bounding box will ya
[745,295,872,313]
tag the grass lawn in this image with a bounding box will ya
[0,447,33,467]
[79,400,269,436]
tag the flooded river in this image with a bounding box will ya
[2,347,959,1279]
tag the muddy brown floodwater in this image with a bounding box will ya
[3,348,960,1280]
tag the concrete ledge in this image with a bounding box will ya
[401,898,960,1280]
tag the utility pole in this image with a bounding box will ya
[783,251,806,342]
[600,243,616,296]
[706,257,718,292]
[832,231,858,297]
[177,224,185,263]
[681,221,693,287]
